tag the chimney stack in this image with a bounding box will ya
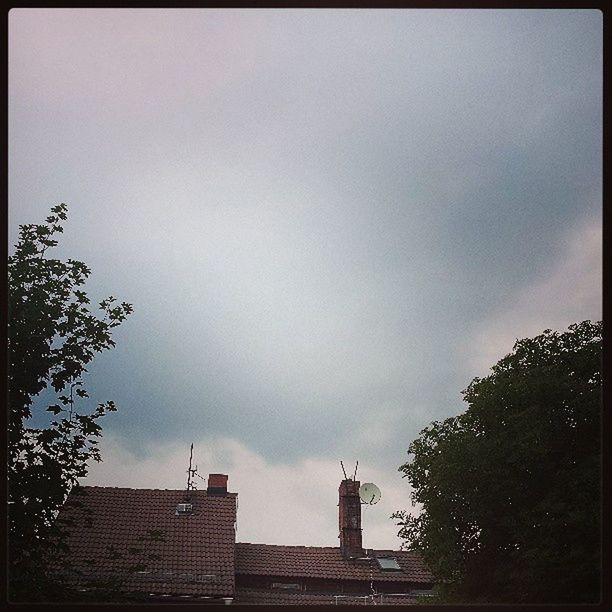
[338,479,363,558]
[207,473,228,496]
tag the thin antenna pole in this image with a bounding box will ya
[363,502,369,555]
[187,443,194,490]
[353,460,359,481]
[340,460,348,480]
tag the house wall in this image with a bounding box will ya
[235,573,427,595]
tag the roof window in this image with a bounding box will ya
[375,557,401,571]
[175,503,193,515]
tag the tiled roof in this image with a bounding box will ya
[55,486,237,598]
[235,587,419,605]
[235,543,434,584]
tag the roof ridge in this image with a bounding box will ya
[79,486,185,491]
[77,485,236,494]
[237,542,340,549]
[236,542,409,554]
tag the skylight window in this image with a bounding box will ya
[375,557,401,571]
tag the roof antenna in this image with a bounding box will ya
[340,460,348,480]
[353,460,359,481]
[186,443,198,491]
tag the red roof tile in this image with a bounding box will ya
[55,486,237,598]
[235,543,434,584]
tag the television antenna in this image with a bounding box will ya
[340,460,359,481]
[186,443,205,490]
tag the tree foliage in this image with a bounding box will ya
[8,203,133,600]
[393,321,601,604]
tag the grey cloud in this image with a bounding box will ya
[11,9,601,473]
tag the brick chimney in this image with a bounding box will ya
[338,479,363,558]
[207,473,228,496]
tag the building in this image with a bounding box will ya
[54,474,435,604]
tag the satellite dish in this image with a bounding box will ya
[359,482,381,505]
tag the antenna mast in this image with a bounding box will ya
[340,460,360,481]
[186,443,197,490]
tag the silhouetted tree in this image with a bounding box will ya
[393,321,601,604]
[8,203,133,601]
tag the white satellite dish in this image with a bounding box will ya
[359,482,381,505]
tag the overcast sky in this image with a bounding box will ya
[9,8,601,549]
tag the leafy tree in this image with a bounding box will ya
[8,203,133,601]
[393,321,601,604]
